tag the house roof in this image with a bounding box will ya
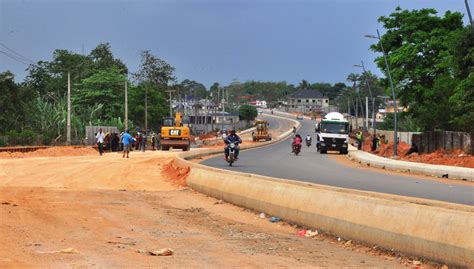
[289,89,324,99]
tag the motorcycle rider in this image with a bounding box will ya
[292,134,302,153]
[224,129,242,160]
[306,134,312,143]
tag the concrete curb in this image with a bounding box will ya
[348,147,474,181]
[173,113,474,267]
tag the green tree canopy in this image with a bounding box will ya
[238,104,258,121]
[371,7,466,131]
[73,66,126,121]
[0,71,35,133]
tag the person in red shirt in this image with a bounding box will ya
[292,134,302,153]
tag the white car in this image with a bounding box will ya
[258,110,263,115]
[296,114,304,120]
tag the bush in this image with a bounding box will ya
[4,129,39,146]
[239,105,258,121]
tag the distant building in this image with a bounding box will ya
[249,100,267,108]
[287,89,329,113]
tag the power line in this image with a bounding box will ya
[0,43,34,63]
[0,50,30,65]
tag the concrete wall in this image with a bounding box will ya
[371,130,421,146]
[85,126,119,145]
[191,121,250,134]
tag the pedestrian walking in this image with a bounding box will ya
[135,132,141,150]
[356,130,363,150]
[140,132,147,152]
[96,128,105,156]
[156,133,161,150]
[371,134,379,151]
[151,132,156,150]
[122,130,135,158]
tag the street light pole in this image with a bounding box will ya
[67,71,71,145]
[221,87,225,131]
[365,30,398,157]
[466,0,474,31]
[124,80,128,131]
[165,90,175,118]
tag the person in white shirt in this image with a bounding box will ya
[96,128,105,156]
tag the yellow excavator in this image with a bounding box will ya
[252,120,272,142]
[160,112,191,151]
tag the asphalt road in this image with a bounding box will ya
[203,112,474,206]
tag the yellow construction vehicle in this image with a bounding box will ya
[160,112,191,151]
[252,120,272,142]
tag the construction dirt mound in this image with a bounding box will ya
[364,139,474,168]
[0,146,98,159]
[162,160,190,187]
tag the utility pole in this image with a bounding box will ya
[350,95,357,121]
[145,87,148,131]
[211,94,215,132]
[221,88,225,131]
[347,98,350,115]
[205,95,209,133]
[184,94,187,117]
[67,71,71,145]
[365,96,369,131]
[466,0,474,31]
[354,61,376,133]
[165,90,175,118]
[124,81,128,131]
[358,94,366,130]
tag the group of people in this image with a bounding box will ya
[95,129,162,157]
[354,130,384,152]
[95,132,122,154]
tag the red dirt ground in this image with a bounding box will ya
[0,146,97,159]
[362,137,474,168]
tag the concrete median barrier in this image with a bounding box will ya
[174,112,474,267]
[348,149,474,181]
[175,156,474,267]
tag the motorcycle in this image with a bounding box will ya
[227,142,238,166]
[306,139,311,147]
[293,143,301,155]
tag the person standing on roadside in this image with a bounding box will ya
[96,128,105,156]
[356,130,363,150]
[121,130,135,158]
[140,132,147,152]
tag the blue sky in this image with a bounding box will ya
[0,0,470,87]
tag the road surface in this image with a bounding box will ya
[203,113,474,206]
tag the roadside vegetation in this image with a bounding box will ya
[1,7,472,145]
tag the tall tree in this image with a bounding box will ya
[0,71,35,133]
[179,79,207,98]
[73,66,126,121]
[133,50,176,87]
[298,79,310,90]
[89,43,128,74]
[372,7,465,130]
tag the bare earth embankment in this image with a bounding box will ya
[0,146,425,268]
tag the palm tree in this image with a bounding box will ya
[346,73,360,87]
[298,79,310,90]
[346,73,366,128]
